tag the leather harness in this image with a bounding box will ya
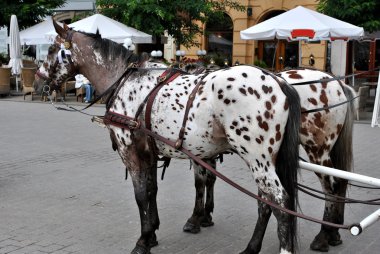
[105,67,206,151]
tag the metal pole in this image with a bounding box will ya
[350,209,380,236]
[299,161,380,187]
[371,71,380,127]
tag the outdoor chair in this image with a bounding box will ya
[22,59,38,68]
[21,67,37,100]
[76,86,86,102]
[76,87,100,103]
[356,85,369,120]
[63,79,76,97]
[0,66,11,96]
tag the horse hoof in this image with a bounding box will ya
[183,221,200,234]
[200,215,214,227]
[328,232,342,246]
[200,220,214,227]
[328,239,342,246]
[131,244,150,254]
[310,237,329,252]
[148,237,158,248]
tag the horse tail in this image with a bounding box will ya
[330,84,355,173]
[276,81,301,252]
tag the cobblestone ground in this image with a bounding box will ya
[0,99,379,254]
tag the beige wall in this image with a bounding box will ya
[183,0,327,70]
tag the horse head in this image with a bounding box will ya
[38,32,78,93]
[45,19,150,94]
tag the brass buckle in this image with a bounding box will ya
[64,41,71,49]
[157,75,167,83]
[129,120,141,130]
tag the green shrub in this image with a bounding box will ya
[253,59,268,68]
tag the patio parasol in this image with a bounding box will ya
[8,15,23,92]
[240,6,364,41]
[240,6,364,70]
[46,14,152,44]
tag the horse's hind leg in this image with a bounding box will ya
[183,159,216,233]
[310,167,347,252]
[240,190,272,254]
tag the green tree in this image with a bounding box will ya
[318,0,380,33]
[96,0,245,48]
[0,0,66,30]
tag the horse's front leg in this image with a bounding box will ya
[122,142,159,254]
[146,158,159,248]
[310,174,347,252]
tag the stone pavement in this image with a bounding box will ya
[0,96,379,254]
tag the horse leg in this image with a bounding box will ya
[202,159,216,227]
[310,170,347,252]
[121,142,158,254]
[183,159,209,233]
[185,159,217,232]
[240,190,272,254]
[146,160,159,248]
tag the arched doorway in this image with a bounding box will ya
[206,13,233,66]
[257,10,299,71]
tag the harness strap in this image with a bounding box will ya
[104,111,140,130]
[285,67,380,86]
[139,68,183,129]
[175,74,208,149]
[301,95,359,114]
[57,63,138,113]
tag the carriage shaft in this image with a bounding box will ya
[349,209,380,236]
[299,161,380,187]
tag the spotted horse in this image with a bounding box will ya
[186,67,357,253]
[40,20,302,254]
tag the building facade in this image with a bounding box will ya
[182,0,326,71]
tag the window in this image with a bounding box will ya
[206,13,233,66]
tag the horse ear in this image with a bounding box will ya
[95,29,101,38]
[52,18,67,38]
[63,23,70,31]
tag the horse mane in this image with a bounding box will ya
[80,30,142,65]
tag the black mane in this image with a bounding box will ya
[81,30,141,65]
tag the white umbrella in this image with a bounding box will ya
[46,14,152,44]
[240,6,364,41]
[8,15,23,92]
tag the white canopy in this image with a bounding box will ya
[19,18,62,45]
[240,6,364,41]
[46,14,152,44]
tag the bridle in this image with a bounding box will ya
[49,29,78,85]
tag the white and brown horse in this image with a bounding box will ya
[186,68,357,253]
[41,21,302,254]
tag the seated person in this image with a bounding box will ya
[75,74,94,103]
